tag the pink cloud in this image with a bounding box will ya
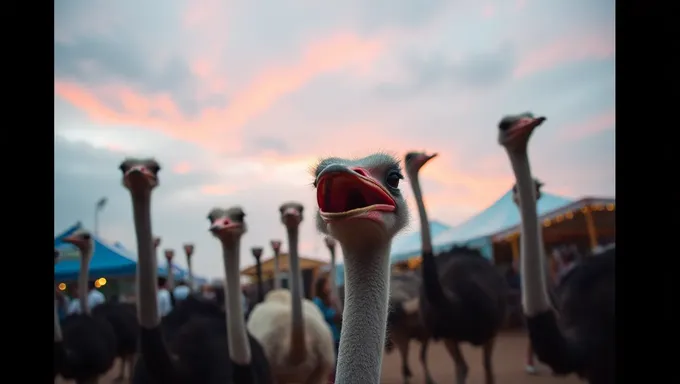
[55,32,384,153]
[482,4,497,19]
[172,162,193,174]
[200,184,245,196]
[558,109,615,141]
[514,34,615,79]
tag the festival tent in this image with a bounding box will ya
[55,223,138,280]
[55,223,207,284]
[334,220,453,286]
[429,188,575,260]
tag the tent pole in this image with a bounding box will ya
[583,206,598,251]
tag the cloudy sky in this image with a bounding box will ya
[54,0,615,279]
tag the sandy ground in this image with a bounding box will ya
[56,332,582,384]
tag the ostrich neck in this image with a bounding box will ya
[254,256,264,303]
[78,249,93,315]
[166,259,175,290]
[186,256,194,291]
[222,241,252,365]
[409,171,446,302]
[273,250,281,290]
[408,172,433,252]
[508,152,550,316]
[131,194,161,328]
[336,242,391,384]
[54,289,63,341]
[286,225,307,363]
[329,247,342,310]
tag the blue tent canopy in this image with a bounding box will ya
[431,188,574,258]
[55,223,138,281]
[334,187,576,286]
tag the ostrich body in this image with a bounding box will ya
[313,153,410,384]
[251,247,265,304]
[406,151,507,384]
[54,231,117,384]
[91,300,139,381]
[498,113,615,383]
[121,158,272,383]
[386,270,435,384]
[247,202,335,383]
[270,240,282,290]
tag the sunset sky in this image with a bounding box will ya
[54,0,615,280]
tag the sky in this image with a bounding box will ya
[54,0,615,280]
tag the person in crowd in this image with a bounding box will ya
[157,276,173,317]
[173,280,191,302]
[55,287,70,321]
[312,273,342,380]
[554,244,579,285]
[67,281,106,315]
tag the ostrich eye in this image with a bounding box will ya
[386,172,403,189]
[82,233,91,240]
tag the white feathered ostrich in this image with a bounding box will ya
[313,153,410,384]
[498,113,615,383]
[247,202,335,383]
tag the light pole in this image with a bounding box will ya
[94,197,107,236]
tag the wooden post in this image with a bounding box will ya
[583,207,598,250]
[510,234,520,262]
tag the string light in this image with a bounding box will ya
[606,203,615,211]
[58,283,66,291]
[566,212,574,219]
[94,277,107,288]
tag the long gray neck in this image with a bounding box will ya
[54,288,63,341]
[222,240,251,364]
[286,225,307,363]
[166,259,175,290]
[273,250,281,290]
[508,153,551,316]
[407,171,433,253]
[336,242,392,384]
[131,195,161,328]
[78,250,92,315]
[186,256,194,291]
[328,246,342,311]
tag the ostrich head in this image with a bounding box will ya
[270,240,282,254]
[279,202,304,230]
[497,112,546,153]
[120,158,161,197]
[153,237,162,249]
[512,179,544,206]
[251,247,264,261]
[63,230,94,258]
[314,153,409,248]
[208,207,247,247]
[164,249,175,262]
[404,151,438,175]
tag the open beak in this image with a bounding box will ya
[124,165,157,187]
[509,117,546,139]
[209,218,241,234]
[63,235,79,245]
[316,164,396,221]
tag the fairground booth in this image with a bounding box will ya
[54,222,206,299]
[240,253,328,300]
[331,185,615,287]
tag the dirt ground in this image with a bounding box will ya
[57,332,582,384]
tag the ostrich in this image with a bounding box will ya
[251,247,265,304]
[313,153,410,384]
[406,151,507,384]
[270,240,283,290]
[54,231,117,384]
[164,248,177,305]
[323,236,343,310]
[510,178,544,375]
[247,202,335,383]
[121,158,272,383]
[183,243,196,291]
[386,270,435,384]
[498,112,615,383]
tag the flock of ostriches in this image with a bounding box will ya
[53,113,615,384]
